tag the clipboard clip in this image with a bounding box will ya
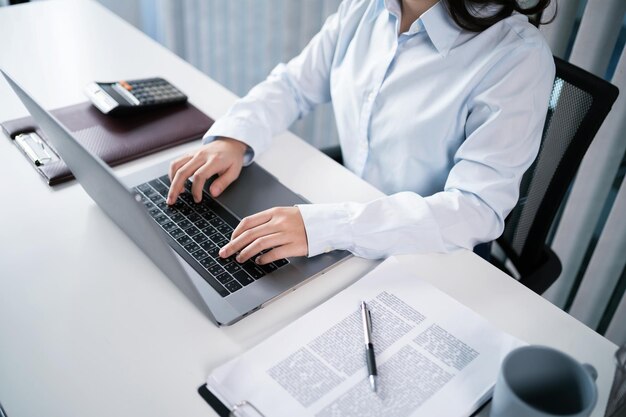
[14,132,59,166]
[229,400,266,417]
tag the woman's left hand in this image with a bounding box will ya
[219,207,308,265]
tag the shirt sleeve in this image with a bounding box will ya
[202,1,349,165]
[298,39,555,258]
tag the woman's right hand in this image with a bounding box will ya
[166,137,248,205]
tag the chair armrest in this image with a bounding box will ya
[320,145,343,165]
[518,245,562,295]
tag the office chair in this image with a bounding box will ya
[494,57,618,294]
[321,57,619,295]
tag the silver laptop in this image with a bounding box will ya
[2,69,350,326]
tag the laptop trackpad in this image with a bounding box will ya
[212,163,308,220]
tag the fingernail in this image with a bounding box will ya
[236,255,242,263]
[211,186,221,197]
[255,256,262,264]
[219,248,226,257]
[166,197,172,205]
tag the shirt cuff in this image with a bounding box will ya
[202,117,268,166]
[296,203,353,257]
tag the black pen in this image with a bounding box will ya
[361,301,378,392]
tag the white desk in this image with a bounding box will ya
[0,1,617,416]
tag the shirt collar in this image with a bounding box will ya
[379,0,462,57]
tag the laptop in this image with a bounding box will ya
[2,69,350,326]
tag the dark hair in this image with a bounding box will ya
[443,0,555,32]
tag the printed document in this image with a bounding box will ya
[206,257,524,417]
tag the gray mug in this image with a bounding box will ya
[490,345,598,417]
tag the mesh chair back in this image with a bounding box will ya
[499,57,619,275]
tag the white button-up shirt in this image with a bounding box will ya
[204,0,555,258]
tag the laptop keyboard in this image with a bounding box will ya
[134,175,289,297]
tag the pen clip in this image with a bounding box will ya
[361,301,373,340]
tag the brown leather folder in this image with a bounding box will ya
[1,101,213,185]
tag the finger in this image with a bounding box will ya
[191,158,221,203]
[235,233,286,264]
[166,155,193,203]
[209,164,242,197]
[168,154,193,183]
[230,210,274,241]
[255,244,301,265]
[220,222,276,259]
[167,155,205,204]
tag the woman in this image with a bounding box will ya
[166,0,555,266]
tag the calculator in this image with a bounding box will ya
[84,77,187,115]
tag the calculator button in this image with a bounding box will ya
[119,80,132,90]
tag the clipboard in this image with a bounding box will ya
[1,101,213,185]
[197,383,491,417]
[198,384,266,417]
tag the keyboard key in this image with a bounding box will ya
[176,235,192,246]
[207,247,220,258]
[192,233,208,244]
[194,219,209,229]
[214,272,232,285]
[233,270,254,286]
[199,257,216,269]
[212,235,228,247]
[169,228,184,239]
[178,219,192,229]
[202,225,218,236]
[159,175,171,186]
[216,223,233,236]
[186,225,201,237]
[149,193,164,203]
[191,249,208,261]
[170,213,184,223]
[216,255,234,266]
[161,205,176,216]
[149,179,168,193]
[172,200,186,210]
[138,183,151,193]
[195,205,210,215]
[180,194,194,204]
[260,262,278,273]
[224,262,242,274]
[224,280,242,293]
[202,211,217,220]
[209,218,224,227]
[162,221,177,232]
[149,207,161,217]
[155,187,168,198]
[200,240,217,251]
[178,205,192,215]
[183,241,200,253]
[154,214,168,225]
[187,213,200,222]
[243,262,266,279]
[274,258,289,268]
[207,263,225,276]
